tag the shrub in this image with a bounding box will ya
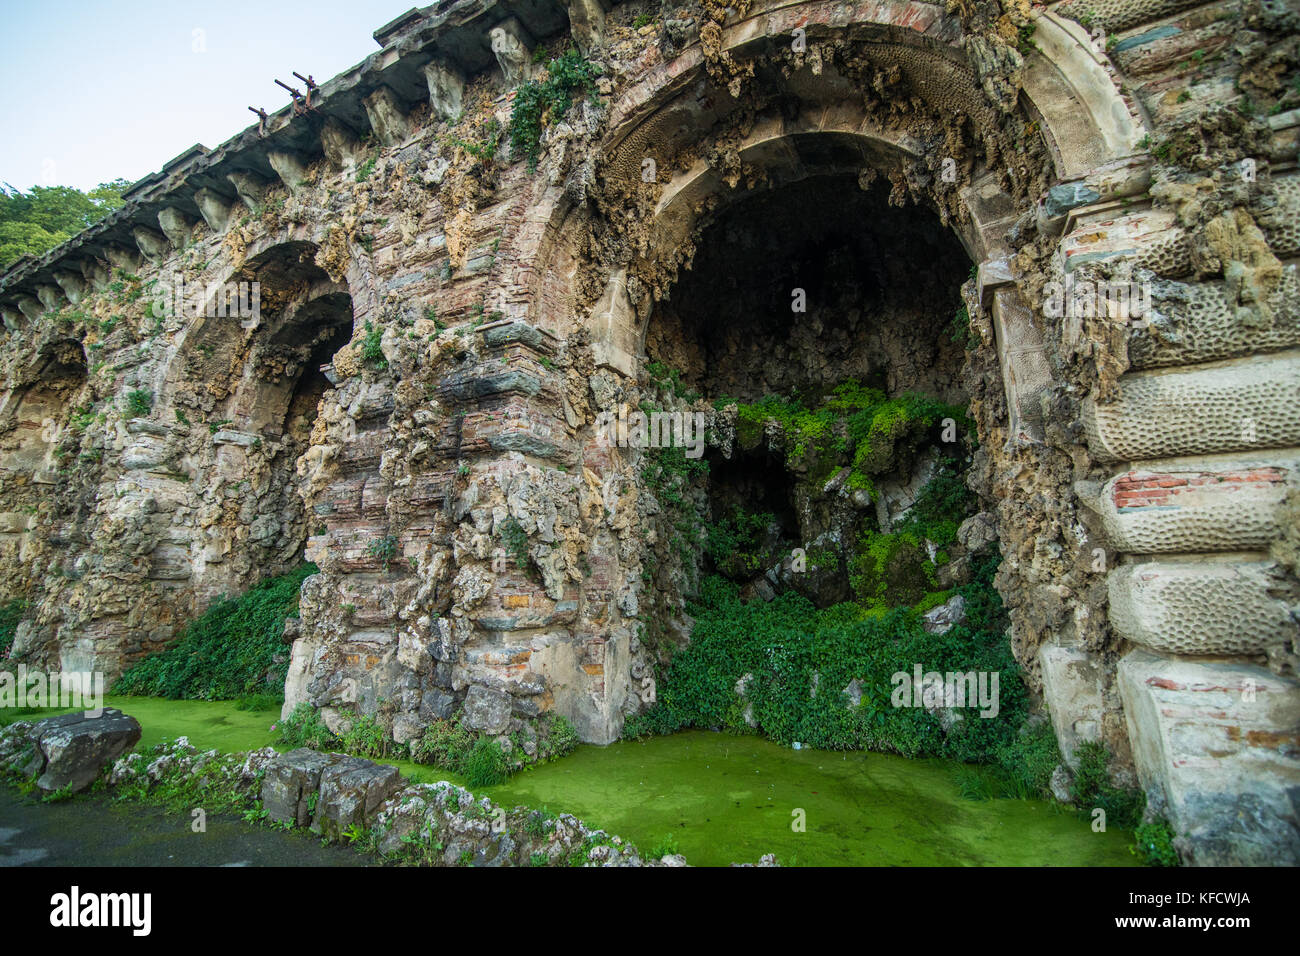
[361,320,386,369]
[340,712,389,758]
[1132,818,1181,867]
[462,737,509,787]
[1071,740,1146,829]
[509,49,602,171]
[705,507,778,579]
[631,556,1030,766]
[893,462,976,547]
[113,563,315,700]
[275,702,337,750]
[412,718,476,769]
[993,718,1062,799]
[124,389,153,417]
[411,712,578,784]
[367,534,399,573]
[536,712,579,761]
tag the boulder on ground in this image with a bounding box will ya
[25,708,142,793]
[922,594,967,634]
[261,748,337,827]
[312,756,403,839]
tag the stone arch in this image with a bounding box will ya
[163,241,354,434]
[529,0,1148,339]
[0,339,89,602]
[512,0,1168,748]
[161,239,358,600]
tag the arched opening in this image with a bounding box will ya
[649,174,968,402]
[642,169,976,612]
[173,241,354,595]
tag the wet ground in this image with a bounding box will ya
[0,789,367,867]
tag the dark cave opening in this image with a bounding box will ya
[270,296,354,565]
[646,173,975,607]
[279,302,353,444]
[647,173,971,404]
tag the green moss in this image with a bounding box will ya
[912,590,954,614]
[487,730,1139,866]
[3,694,1137,866]
[849,529,930,609]
[727,383,970,494]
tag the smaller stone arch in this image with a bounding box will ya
[0,339,89,478]
[161,240,358,601]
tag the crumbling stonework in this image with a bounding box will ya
[0,0,1296,864]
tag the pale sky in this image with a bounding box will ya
[0,0,416,192]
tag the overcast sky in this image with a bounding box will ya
[0,0,416,192]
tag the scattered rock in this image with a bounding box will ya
[312,756,403,840]
[262,748,335,827]
[922,594,967,634]
[1050,764,1075,804]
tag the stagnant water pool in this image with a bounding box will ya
[486,730,1137,866]
[2,699,1137,866]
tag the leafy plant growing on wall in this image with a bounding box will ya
[362,320,387,369]
[124,389,154,417]
[368,535,399,573]
[114,563,316,703]
[509,50,602,171]
[498,517,531,569]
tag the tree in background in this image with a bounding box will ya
[0,178,131,268]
